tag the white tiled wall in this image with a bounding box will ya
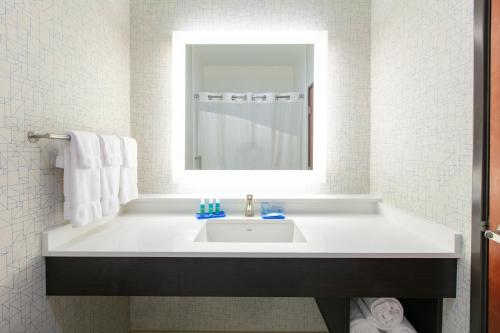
[130,0,371,194]
[0,0,130,332]
[370,1,473,333]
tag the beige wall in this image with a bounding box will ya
[0,0,130,331]
[131,297,327,332]
[370,1,473,332]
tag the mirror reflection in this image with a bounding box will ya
[185,44,314,170]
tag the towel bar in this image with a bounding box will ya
[27,131,71,143]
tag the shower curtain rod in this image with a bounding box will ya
[193,93,304,100]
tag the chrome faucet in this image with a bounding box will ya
[245,194,254,217]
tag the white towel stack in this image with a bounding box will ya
[352,298,416,333]
[363,298,404,331]
[56,131,139,227]
[98,134,123,216]
[119,136,139,204]
[56,131,103,227]
[349,299,380,333]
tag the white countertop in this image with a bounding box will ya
[42,197,462,258]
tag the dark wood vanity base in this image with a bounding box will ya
[46,256,456,333]
[46,257,456,297]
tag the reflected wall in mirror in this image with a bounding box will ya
[185,44,314,170]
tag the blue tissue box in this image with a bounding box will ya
[261,202,285,219]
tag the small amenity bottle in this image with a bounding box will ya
[199,198,206,214]
[208,198,214,214]
[215,198,221,213]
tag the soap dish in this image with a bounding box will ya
[196,211,226,220]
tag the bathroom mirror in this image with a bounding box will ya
[172,31,327,185]
[185,44,314,170]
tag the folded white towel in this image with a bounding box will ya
[363,298,404,330]
[386,317,417,333]
[350,300,380,333]
[68,130,102,169]
[100,134,123,166]
[119,136,138,204]
[55,131,102,227]
[98,134,122,216]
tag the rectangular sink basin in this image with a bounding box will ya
[194,219,306,243]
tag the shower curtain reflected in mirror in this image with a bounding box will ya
[194,92,305,170]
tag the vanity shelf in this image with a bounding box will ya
[46,256,455,333]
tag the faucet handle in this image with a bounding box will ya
[245,194,254,217]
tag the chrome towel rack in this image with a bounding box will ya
[27,131,71,143]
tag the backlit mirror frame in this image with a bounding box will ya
[172,31,328,189]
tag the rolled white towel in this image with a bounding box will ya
[363,298,404,330]
[386,317,417,333]
[354,298,379,329]
[350,300,380,333]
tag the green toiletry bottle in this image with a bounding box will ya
[199,198,205,214]
[215,198,220,213]
[208,198,214,214]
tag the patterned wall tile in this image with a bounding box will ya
[0,0,131,332]
[370,1,473,333]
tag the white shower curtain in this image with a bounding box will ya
[195,92,304,170]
